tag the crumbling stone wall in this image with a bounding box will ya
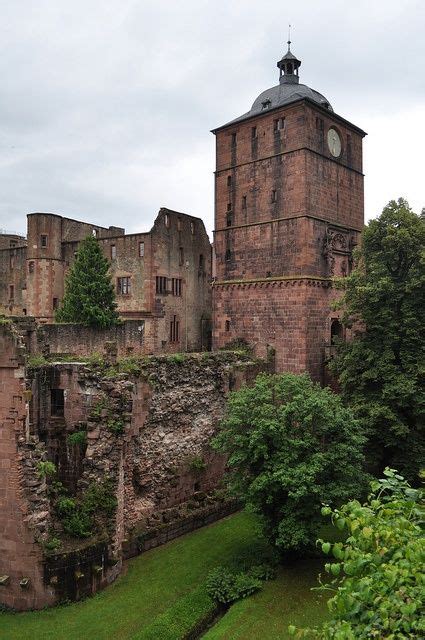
[0,323,55,610]
[2,350,267,609]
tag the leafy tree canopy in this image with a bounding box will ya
[213,373,367,554]
[330,199,425,482]
[56,235,119,328]
[292,469,425,639]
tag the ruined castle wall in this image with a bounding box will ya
[36,319,155,359]
[0,325,55,610]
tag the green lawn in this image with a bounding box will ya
[0,512,327,640]
[204,560,328,640]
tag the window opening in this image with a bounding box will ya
[117,276,131,295]
[179,247,184,266]
[171,278,182,296]
[169,315,180,342]
[111,244,116,259]
[156,276,167,294]
[40,234,48,248]
[51,389,64,417]
[139,241,145,257]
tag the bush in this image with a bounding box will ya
[36,461,56,478]
[67,430,87,446]
[106,419,125,435]
[205,563,274,605]
[293,468,425,639]
[43,537,62,552]
[188,456,207,474]
[57,481,117,539]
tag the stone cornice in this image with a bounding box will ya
[213,275,332,287]
[214,214,362,234]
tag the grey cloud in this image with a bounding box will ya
[0,0,424,238]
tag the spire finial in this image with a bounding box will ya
[287,24,291,50]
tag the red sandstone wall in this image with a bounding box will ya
[0,325,55,610]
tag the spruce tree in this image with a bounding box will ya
[56,235,119,328]
[330,199,425,482]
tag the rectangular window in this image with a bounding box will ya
[227,202,232,212]
[40,234,48,248]
[51,389,64,417]
[177,218,182,231]
[52,297,59,310]
[274,117,285,132]
[9,254,14,269]
[117,276,131,295]
[28,261,35,273]
[225,320,230,332]
[231,132,236,147]
[190,221,195,235]
[251,126,257,139]
[227,175,232,187]
[271,189,277,203]
[156,276,167,294]
[9,285,14,300]
[179,247,184,265]
[111,244,116,259]
[242,195,247,208]
[316,117,324,131]
[10,241,16,248]
[171,278,182,296]
[226,215,232,227]
[164,213,170,227]
[139,242,144,257]
[169,315,180,343]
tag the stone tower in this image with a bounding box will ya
[212,42,366,380]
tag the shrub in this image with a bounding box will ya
[67,430,87,446]
[62,509,93,538]
[106,418,125,435]
[36,461,56,478]
[43,537,61,552]
[205,563,274,605]
[56,497,76,516]
[188,456,207,474]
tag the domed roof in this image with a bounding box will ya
[216,44,333,129]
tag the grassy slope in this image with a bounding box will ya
[204,560,328,640]
[0,512,328,640]
[0,512,265,640]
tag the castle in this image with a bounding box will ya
[0,44,366,610]
[0,42,365,380]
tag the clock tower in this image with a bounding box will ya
[212,42,366,380]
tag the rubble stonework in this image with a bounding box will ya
[1,323,268,610]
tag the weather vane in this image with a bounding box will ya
[288,24,291,49]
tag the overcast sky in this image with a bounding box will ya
[0,0,424,238]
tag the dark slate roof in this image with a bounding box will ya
[220,82,333,129]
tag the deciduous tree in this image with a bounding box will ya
[213,373,367,554]
[330,199,425,482]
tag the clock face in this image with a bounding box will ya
[327,128,342,157]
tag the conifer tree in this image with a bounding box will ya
[330,199,425,482]
[56,235,119,328]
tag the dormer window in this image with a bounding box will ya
[261,99,271,110]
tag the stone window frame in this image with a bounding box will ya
[40,234,48,248]
[169,315,180,343]
[117,276,131,295]
[111,244,117,260]
[28,261,35,274]
[156,275,168,295]
[171,278,182,296]
[139,241,145,258]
